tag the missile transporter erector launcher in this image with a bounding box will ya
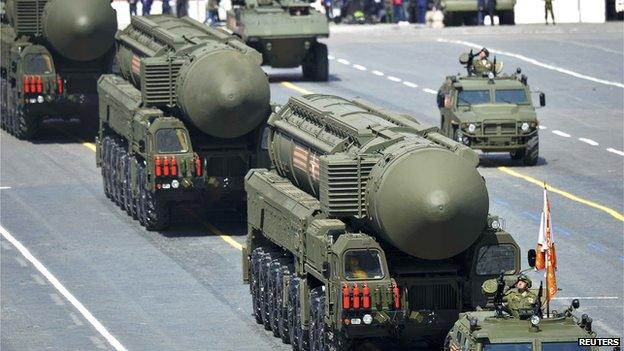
[96,16,271,231]
[243,94,523,348]
[227,0,330,81]
[1,0,117,139]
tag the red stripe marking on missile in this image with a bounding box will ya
[131,55,141,74]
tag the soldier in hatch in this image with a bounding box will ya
[503,274,538,318]
[472,48,493,76]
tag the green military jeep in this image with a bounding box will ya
[437,54,545,166]
[226,0,329,81]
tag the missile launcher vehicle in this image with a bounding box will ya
[95,16,271,231]
[226,0,330,81]
[440,0,516,26]
[242,94,524,348]
[437,52,546,166]
[0,0,117,139]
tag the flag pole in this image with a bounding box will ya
[543,181,550,318]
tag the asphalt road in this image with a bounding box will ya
[1,23,623,350]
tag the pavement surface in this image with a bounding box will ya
[1,23,623,350]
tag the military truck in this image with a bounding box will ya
[437,53,545,166]
[0,0,117,139]
[226,0,330,81]
[444,253,602,351]
[242,94,526,348]
[95,16,271,231]
[438,0,516,26]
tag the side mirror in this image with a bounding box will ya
[527,249,536,268]
[572,299,580,309]
[322,262,331,279]
[539,92,546,107]
[437,92,445,108]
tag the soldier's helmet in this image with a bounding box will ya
[516,274,532,288]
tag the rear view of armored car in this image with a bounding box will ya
[1,0,117,139]
[437,50,546,166]
[226,0,330,81]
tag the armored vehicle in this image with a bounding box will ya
[226,0,329,81]
[445,254,601,351]
[439,0,516,26]
[437,52,545,166]
[242,94,525,348]
[0,0,117,139]
[95,16,271,231]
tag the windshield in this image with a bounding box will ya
[476,245,517,275]
[458,90,490,105]
[542,343,591,351]
[484,344,532,351]
[496,89,528,104]
[344,250,384,280]
[24,54,53,74]
[155,128,189,153]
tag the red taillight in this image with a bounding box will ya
[392,282,400,309]
[36,76,43,93]
[362,283,370,309]
[23,75,30,94]
[29,75,35,94]
[352,283,360,309]
[163,157,170,176]
[155,156,162,177]
[57,75,63,94]
[171,156,177,177]
[342,283,350,310]
[195,153,201,177]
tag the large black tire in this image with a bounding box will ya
[523,134,539,166]
[302,42,329,82]
[308,287,323,351]
[1,78,7,130]
[279,265,293,344]
[126,158,138,219]
[13,105,38,140]
[101,137,112,199]
[288,276,301,351]
[260,253,274,330]
[142,189,169,231]
[251,248,265,324]
[269,259,281,335]
[509,149,525,160]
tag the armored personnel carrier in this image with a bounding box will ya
[242,94,525,348]
[0,0,117,139]
[437,52,546,166]
[226,0,329,81]
[439,0,516,26]
[95,16,271,231]
[445,253,603,351]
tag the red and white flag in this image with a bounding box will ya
[536,186,558,300]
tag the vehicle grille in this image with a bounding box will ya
[319,157,377,218]
[408,283,460,311]
[141,59,184,106]
[14,0,47,36]
[483,121,517,135]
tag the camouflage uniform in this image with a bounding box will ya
[473,58,493,76]
[503,276,538,318]
[544,0,554,24]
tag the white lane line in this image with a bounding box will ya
[552,296,619,300]
[403,81,418,88]
[352,64,367,71]
[372,70,384,76]
[0,186,11,190]
[436,38,624,89]
[0,225,128,351]
[552,130,571,138]
[337,58,350,65]
[387,76,402,82]
[327,55,335,60]
[422,88,438,94]
[538,125,547,130]
[578,138,599,146]
[606,148,624,156]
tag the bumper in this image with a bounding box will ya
[461,131,537,151]
[154,176,246,203]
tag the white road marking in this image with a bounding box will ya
[14,256,28,267]
[436,38,624,89]
[552,296,619,300]
[352,64,367,71]
[0,225,128,351]
[337,58,350,65]
[387,76,402,82]
[31,273,47,286]
[402,81,418,88]
[327,55,334,60]
[552,130,571,138]
[0,186,11,190]
[371,70,384,76]
[538,125,547,130]
[606,148,624,156]
[50,293,65,306]
[578,138,599,146]
[422,88,438,94]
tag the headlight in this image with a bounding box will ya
[171,180,180,189]
[37,95,44,103]
[530,315,541,326]
[521,122,530,132]
[468,123,476,133]
[490,219,500,229]
[363,314,373,325]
